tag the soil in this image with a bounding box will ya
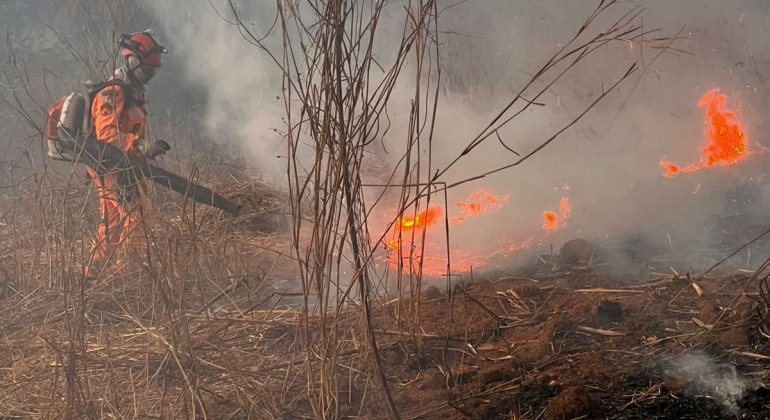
[3,230,770,419]
[367,265,770,420]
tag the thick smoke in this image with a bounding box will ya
[136,1,287,178]
[136,0,770,270]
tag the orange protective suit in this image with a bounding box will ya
[85,79,152,275]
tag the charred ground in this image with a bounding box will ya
[2,182,769,419]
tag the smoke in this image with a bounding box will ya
[430,1,770,254]
[663,351,757,414]
[135,0,770,270]
[135,0,287,178]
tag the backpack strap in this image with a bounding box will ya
[82,79,139,132]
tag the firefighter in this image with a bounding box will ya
[85,30,171,277]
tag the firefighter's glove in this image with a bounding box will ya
[134,139,171,160]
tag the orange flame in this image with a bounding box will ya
[383,191,508,274]
[699,89,747,165]
[395,206,442,231]
[559,197,571,219]
[450,189,504,225]
[660,88,747,177]
[382,191,572,275]
[385,206,442,251]
[542,211,558,230]
[543,197,570,230]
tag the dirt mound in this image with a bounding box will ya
[559,238,602,265]
[545,385,600,420]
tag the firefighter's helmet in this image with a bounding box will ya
[118,31,167,85]
[119,31,167,66]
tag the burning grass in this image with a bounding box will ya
[661,88,749,178]
[4,0,740,418]
[380,192,578,277]
[3,167,769,419]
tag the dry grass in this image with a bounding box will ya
[0,153,307,419]
[0,0,684,419]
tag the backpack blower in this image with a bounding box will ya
[44,84,241,216]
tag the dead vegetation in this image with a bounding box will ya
[6,1,766,420]
[0,155,299,418]
[2,208,770,419]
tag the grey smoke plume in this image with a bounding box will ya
[135,0,770,269]
[135,1,286,177]
[663,351,757,414]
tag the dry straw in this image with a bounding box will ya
[0,0,675,418]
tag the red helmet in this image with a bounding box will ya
[119,31,167,67]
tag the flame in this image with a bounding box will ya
[395,206,442,231]
[397,248,494,276]
[699,89,747,165]
[383,191,508,274]
[660,88,747,177]
[559,197,571,219]
[450,189,504,225]
[542,197,570,230]
[382,191,572,275]
[385,206,442,251]
[542,211,558,230]
[660,161,679,177]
